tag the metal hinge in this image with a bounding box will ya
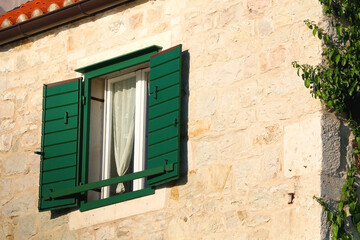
[34,151,44,156]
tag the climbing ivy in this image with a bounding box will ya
[292,0,360,239]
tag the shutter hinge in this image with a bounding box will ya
[82,96,86,105]
[34,151,44,156]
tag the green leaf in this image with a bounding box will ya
[331,223,339,237]
[353,213,360,224]
[349,81,357,96]
[313,28,318,36]
[327,211,334,221]
[342,58,346,66]
[335,54,341,65]
[338,202,344,212]
[304,78,311,88]
[336,214,342,226]
[350,202,356,213]
[357,222,360,234]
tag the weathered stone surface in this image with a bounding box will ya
[0,221,13,240]
[246,214,271,227]
[284,115,322,178]
[3,153,26,175]
[80,231,95,240]
[0,119,15,133]
[263,148,281,179]
[2,195,35,217]
[50,229,77,240]
[248,185,288,211]
[40,212,68,232]
[247,0,271,13]
[0,179,12,205]
[321,114,341,174]
[0,134,12,152]
[0,0,334,239]
[258,18,274,36]
[235,157,262,189]
[95,226,115,240]
[14,213,37,240]
[195,141,217,166]
[13,174,38,192]
[207,165,231,192]
[0,77,5,93]
[167,219,189,240]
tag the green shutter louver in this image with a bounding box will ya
[147,45,182,186]
[38,78,82,211]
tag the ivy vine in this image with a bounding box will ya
[292,0,360,239]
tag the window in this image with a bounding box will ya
[38,45,182,212]
[88,69,149,202]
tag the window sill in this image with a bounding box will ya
[68,188,166,230]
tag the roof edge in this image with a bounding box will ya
[0,0,133,47]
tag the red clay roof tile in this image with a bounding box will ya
[0,0,80,29]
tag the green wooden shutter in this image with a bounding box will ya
[147,45,182,186]
[38,78,82,211]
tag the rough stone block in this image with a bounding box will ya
[257,18,274,36]
[0,134,12,152]
[0,221,13,240]
[247,0,271,13]
[0,77,5,92]
[0,101,14,118]
[40,212,68,232]
[248,185,288,211]
[235,157,262,189]
[0,179,12,205]
[207,165,232,192]
[284,115,322,178]
[2,195,35,217]
[15,213,37,240]
[3,153,26,175]
[95,226,115,240]
[13,175,38,192]
[195,141,217,166]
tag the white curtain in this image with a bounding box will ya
[112,77,136,193]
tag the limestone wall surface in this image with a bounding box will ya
[0,0,344,239]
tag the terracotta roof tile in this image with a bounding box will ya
[0,0,80,30]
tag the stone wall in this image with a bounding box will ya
[0,0,344,239]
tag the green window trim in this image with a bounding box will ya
[38,45,182,212]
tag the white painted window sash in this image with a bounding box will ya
[101,69,148,199]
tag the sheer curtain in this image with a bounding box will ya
[112,77,136,193]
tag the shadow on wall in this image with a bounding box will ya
[320,113,355,239]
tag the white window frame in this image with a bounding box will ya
[101,68,149,199]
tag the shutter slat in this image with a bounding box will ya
[148,125,178,146]
[44,116,78,134]
[44,141,77,158]
[147,45,182,187]
[148,84,180,107]
[42,166,76,184]
[149,58,180,80]
[39,79,81,211]
[46,91,79,109]
[148,98,179,120]
[43,154,77,171]
[46,80,79,96]
[44,128,77,146]
[45,104,78,121]
[148,111,178,133]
